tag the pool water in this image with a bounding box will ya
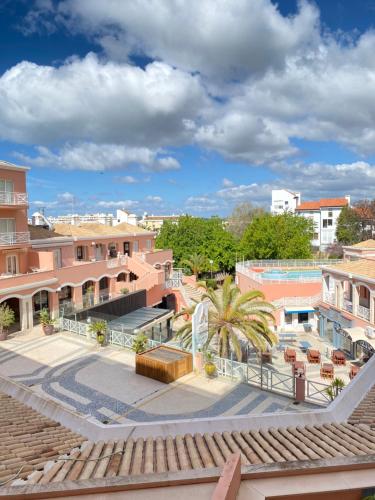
[261,269,322,280]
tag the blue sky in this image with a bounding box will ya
[1,0,375,217]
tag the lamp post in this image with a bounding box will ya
[209,259,213,279]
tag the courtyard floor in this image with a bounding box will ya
[0,332,316,425]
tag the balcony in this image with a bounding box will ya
[358,304,370,321]
[323,291,335,305]
[137,249,173,267]
[0,192,28,206]
[343,299,353,313]
[0,232,30,246]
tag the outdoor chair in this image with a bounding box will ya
[349,365,360,380]
[320,362,334,379]
[284,347,296,363]
[331,350,346,366]
[307,349,321,364]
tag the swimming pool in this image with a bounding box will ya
[261,269,322,280]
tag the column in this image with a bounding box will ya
[49,292,60,320]
[72,286,83,311]
[370,293,375,325]
[353,284,359,317]
[94,281,100,304]
[336,281,343,309]
[109,277,117,298]
[20,297,33,331]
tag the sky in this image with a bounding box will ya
[1,0,375,217]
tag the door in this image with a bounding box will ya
[0,179,14,204]
[6,255,18,274]
[123,241,131,256]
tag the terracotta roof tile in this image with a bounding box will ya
[0,392,84,485]
[324,258,375,280]
[348,384,375,429]
[296,197,349,211]
[351,239,375,249]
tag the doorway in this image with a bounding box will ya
[123,241,131,256]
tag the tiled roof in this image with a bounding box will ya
[351,239,375,249]
[324,259,375,280]
[296,198,348,211]
[0,392,84,485]
[29,223,151,240]
[15,423,375,485]
[348,384,375,429]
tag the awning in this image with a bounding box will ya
[343,327,366,342]
[284,306,315,314]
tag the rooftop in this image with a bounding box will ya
[351,239,375,249]
[323,258,375,280]
[296,197,349,211]
[108,307,172,332]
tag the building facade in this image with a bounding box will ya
[295,196,350,251]
[270,189,301,215]
[0,161,174,333]
[139,213,180,232]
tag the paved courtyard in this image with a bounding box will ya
[0,332,316,425]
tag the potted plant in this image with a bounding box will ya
[132,333,149,354]
[204,351,217,377]
[88,320,107,346]
[325,377,345,401]
[0,304,15,341]
[39,308,55,335]
[120,288,129,295]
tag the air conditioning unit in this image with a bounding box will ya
[365,326,375,339]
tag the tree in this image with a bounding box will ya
[156,215,238,272]
[240,212,313,260]
[175,277,277,361]
[174,302,197,349]
[0,303,15,335]
[182,253,206,278]
[227,202,264,240]
[336,206,361,245]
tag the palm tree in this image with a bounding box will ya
[182,253,206,278]
[174,302,197,349]
[174,277,277,361]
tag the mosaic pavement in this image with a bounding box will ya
[0,333,317,425]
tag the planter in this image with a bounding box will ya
[204,361,216,377]
[0,330,8,341]
[42,324,54,336]
[97,333,105,346]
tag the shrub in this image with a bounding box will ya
[132,333,149,354]
[205,278,218,290]
[39,308,54,326]
[120,288,129,295]
[0,304,15,333]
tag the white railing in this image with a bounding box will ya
[343,299,353,313]
[238,259,341,268]
[236,264,324,284]
[0,192,28,205]
[272,294,321,308]
[358,304,370,321]
[107,255,128,268]
[0,231,30,245]
[323,291,335,305]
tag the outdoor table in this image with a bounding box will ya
[331,350,346,366]
[292,360,305,376]
[320,362,334,379]
[307,349,321,364]
[349,365,360,380]
[284,347,296,363]
[261,351,272,364]
[299,341,312,352]
[279,333,297,343]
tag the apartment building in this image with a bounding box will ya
[34,209,138,227]
[319,241,375,360]
[0,161,174,333]
[270,189,301,214]
[295,196,350,251]
[139,213,180,231]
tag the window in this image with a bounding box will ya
[285,313,292,324]
[322,219,333,228]
[328,211,333,217]
[0,179,14,203]
[133,240,139,252]
[298,312,309,323]
[76,246,86,260]
[6,255,18,274]
[313,232,319,240]
[53,249,62,268]
[146,239,152,250]
[0,218,15,233]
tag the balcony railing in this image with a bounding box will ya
[0,232,30,246]
[107,255,127,268]
[0,192,28,205]
[358,304,370,321]
[323,291,335,305]
[343,299,353,313]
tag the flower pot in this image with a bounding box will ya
[0,330,8,341]
[97,333,105,346]
[42,324,54,336]
[204,362,216,377]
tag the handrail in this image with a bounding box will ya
[0,231,30,245]
[0,191,28,205]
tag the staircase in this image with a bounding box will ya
[182,283,205,305]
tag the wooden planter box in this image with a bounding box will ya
[136,345,193,384]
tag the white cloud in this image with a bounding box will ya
[16,142,181,172]
[97,200,139,209]
[146,196,163,203]
[39,0,319,81]
[222,178,234,188]
[0,54,206,147]
[116,175,138,184]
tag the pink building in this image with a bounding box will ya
[318,240,375,360]
[236,260,327,331]
[0,161,174,332]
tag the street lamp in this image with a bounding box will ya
[209,259,213,279]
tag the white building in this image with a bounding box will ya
[113,209,138,227]
[295,196,350,251]
[32,209,139,228]
[271,189,301,214]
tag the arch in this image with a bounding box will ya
[0,297,21,334]
[32,289,50,323]
[99,276,109,290]
[116,272,126,282]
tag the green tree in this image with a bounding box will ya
[240,212,313,259]
[182,253,206,278]
[156,215,238,272]
[227,202,264,240]
[175,277,277,361]
[336,206,362,245]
